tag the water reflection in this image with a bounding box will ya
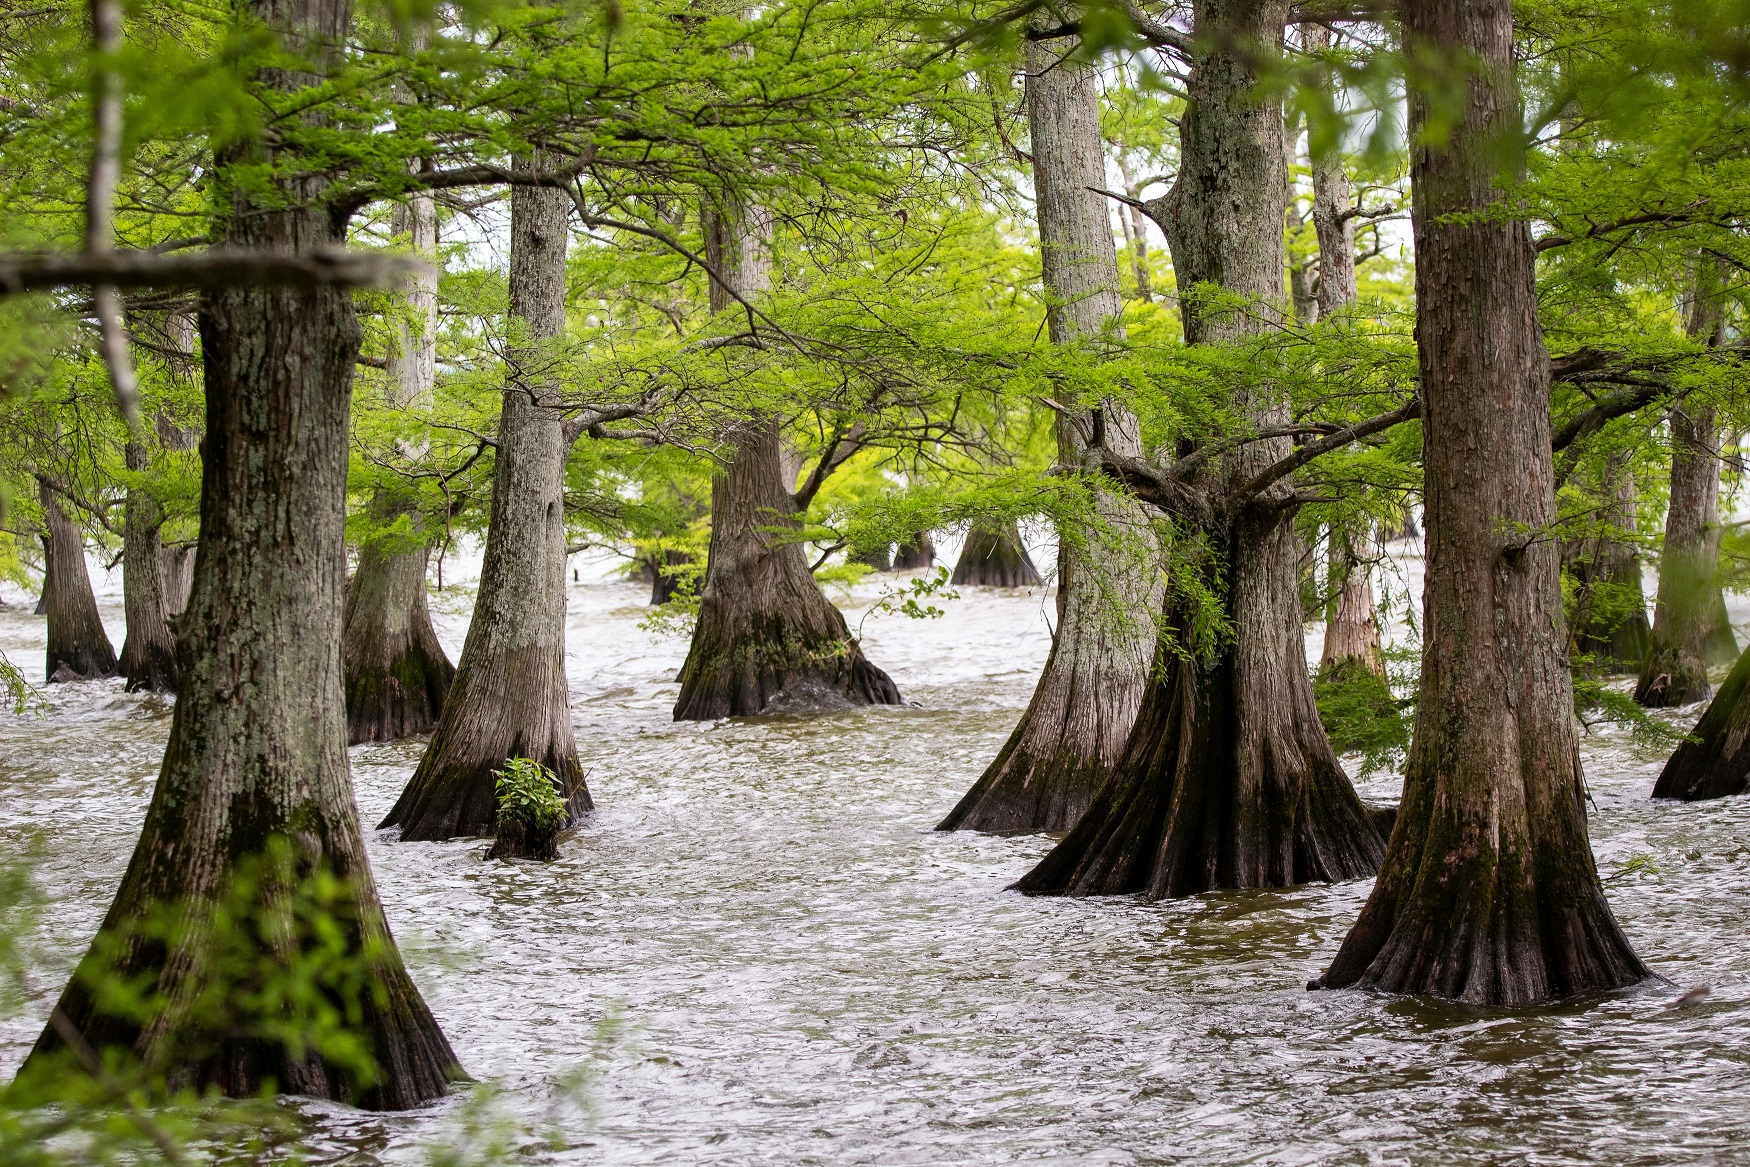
[0,552,1746,1166]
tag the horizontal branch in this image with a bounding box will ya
[0,248,423,295]
[1225,395,1423,518]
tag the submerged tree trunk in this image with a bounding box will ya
[342,189,453,743]
[647,548,693,605]
[937,38,1162,834]
[852,543,894,572]
[950,520,1042,588]
[383,173,590,840]
[118,441,177,692]
[25,0,462,1104]
[1566,457,1651,674]
[894,532,935,570]
[40,481,116,682]
[1315,0,1647,1005]
[1637,401,1726,707]
[1653,641,1750,800]
[673,202,902,720]
[1016,0,1385,891]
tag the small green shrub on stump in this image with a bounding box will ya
[487,758,567,861]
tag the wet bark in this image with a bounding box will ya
[674,417,902,718]
[1637,401,1726,706]
[118,441,178,692]
[950,520,1042,587]
[894,532,936,570]
[938,38,1162,834]
[383,174,590,839]
[1653,640,1750,800]
[1016,1,1385,891]
[342,191,453,743]
[40,481,116,682]
[1565,457,1651,674]
[1315,0,1647,1005]
[25,0,463,1104]
[673,202,902,720]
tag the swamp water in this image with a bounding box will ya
[1,547,1749,1166]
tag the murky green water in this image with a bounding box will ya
[2,549,1747,1166]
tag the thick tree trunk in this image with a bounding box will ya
[852,543,894,572]
[161,545,194,616]
[1637,402,1726,706]
[937,38,1162,833]
[382,176,589,839]
[674,417,902,718]
[1653,640,1750,800]
[1304,22,1359,320]
[40,482,116,682]
[673,202,902,719]
[118,441,178,692]
[647,548,693,604]
[1017,0,1385,891]
[949,520,1042,587]
[342,192,454,743]
[1320,530,1384,678]
[894,532,935,570]
[1565,457,1651,674]
[26,0,463,1103]
[1315,0,1647,1005]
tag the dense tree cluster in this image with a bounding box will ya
[2,0,1749,1111]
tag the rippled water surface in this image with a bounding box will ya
[3,547,1750,1166]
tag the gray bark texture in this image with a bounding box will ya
[894,532,936,570]
[24,0,462,1106]
[673,202,902,719]
[1316,0,1647,1004]
[40,481,116,682]
[1638,402,1727,705]
[937,39,1163,834]
[119,439,178,692]
[1654,639,1750,800]
[383,174,590,839]
[1016,0,1385,894]
[1320,530,1384,677]
[342,191,454,743]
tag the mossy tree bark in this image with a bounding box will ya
[25,0,463,1104]
[673,202,902,719]
[1653,640,1750,800]
[118,440,178,692]
[938,38,1162,834]
[40,481,116,682]
[1315,0,1647,1005]
[342,190,454,744]
[1637,401,1727,706]
[949,520,1042,587]
[1565,456,1651,674]
[1016,1,1385,894]
[382,174,590,839]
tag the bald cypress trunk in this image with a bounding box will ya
[1637,402,1726,706]
[894,532,935,570]
[342,191,454,743]
[949,520,1042,588]
[1315,0,1646,1004]
[1565,457,1651,674]
[382,175,589,840]
[1016,1,1384,893]
[118,440,177,692]
[937,39,1162,834]
[1320,530,1384,677]
[24,0,461,1104]
[673,204,902,719]
[1653,640,1750,800]
[40,481,116,683]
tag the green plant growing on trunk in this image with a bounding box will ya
[488,758,568,862]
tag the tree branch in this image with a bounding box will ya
[1224,395,1422,518]
[0,248,424,294]
[793,420,868,512]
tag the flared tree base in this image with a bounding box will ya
[346,644,455,745]
[383,743,590,843]
[1653,643,1750,801]
[674,602,902,721]
[1635,646,1710,708]
[486,819,562,861]
[119,634,178,694]
[951,523,1042,588]
[936,742,1108,835]
[1013,646,1386,899]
